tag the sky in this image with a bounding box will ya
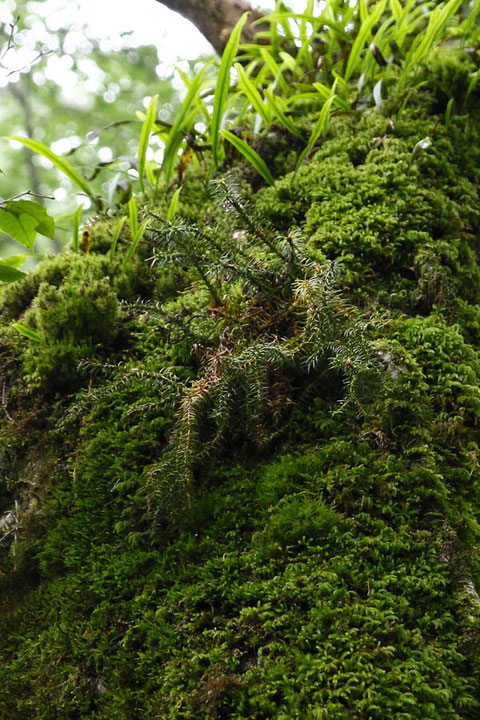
[1,0,308,84]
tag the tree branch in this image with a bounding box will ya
[155,0,266,54]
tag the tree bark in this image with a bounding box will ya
[155,0,266,54]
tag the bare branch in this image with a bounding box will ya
[155,0,267,54]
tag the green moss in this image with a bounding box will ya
[1,44,480,720]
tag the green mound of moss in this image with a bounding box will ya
[1,53,480,720]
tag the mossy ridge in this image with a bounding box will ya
[1,57,480,718]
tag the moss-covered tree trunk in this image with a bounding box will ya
[1,12,480,720]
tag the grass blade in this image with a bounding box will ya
[259,48,289,94]
[313,82,350,110]
[138,94,158,191]
[221,130,274,185]
[211,12,248,166]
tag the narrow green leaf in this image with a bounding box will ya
[138,94,158,191]
[144,160,157,188]
[7,136,96,203]
[167,188,182,220]
[259,48,289,94]
[295,95,337,176]
[211,12,248,166]
[313,82,350,111]
[13,322,42,342]
[108,215,127,260]
[221,130,274,185]
[401,0,463,86]
[0,262,26,283]
[390,0,402,24]
[254,12,350,41]
[72,204,83,252]
[123,218,150,267]
[128,196,138,237]
[234,63,272,125]
[264,87,302,137]
[444,97,454,128]
[162,65,209,183]
[344,0,386,82]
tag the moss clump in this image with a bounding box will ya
[21,276,118,388]
[1,47,480,720]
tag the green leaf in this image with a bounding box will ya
[109,215,127,260]
[0,253,42,268]
[167,188,182,220]
[295,94,337,176]
[313,82,350,111]
[344,0,386,82]
[259,48,289,94]
[221,130,274,185]
[13,322,42,342]
[211,12,248,166]
[162,65,209,184]
[400,0,463,87]
[138,94,158,191]
[264,87,302,137]
[234,62,272,125]
[5,200,55,239]
[0,254,27,268]
[123,218,150,267]
[444,97,454,128]
[128,196,138,235]
[72,204,83,252]
[6,136,96,203]
[0,262,26,283]
[390,0,402,24]
[0,208,38,249]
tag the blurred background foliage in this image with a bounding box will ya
[0,0,211,257]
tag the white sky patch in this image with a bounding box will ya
[2,0,312,91]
